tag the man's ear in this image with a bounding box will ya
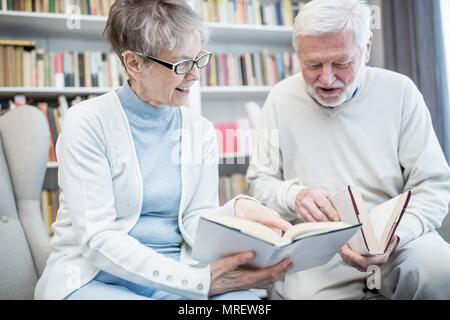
[365,34,373,64]
[122,50,144,82]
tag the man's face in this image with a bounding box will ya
[296,31,370,107]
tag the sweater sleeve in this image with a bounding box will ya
[246,93,305,221]
[58,107,210,299]
[396,80,450,247]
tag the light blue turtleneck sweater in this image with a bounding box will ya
[94,82,182,294]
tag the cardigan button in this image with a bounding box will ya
[181,279,188,286]
[153,271,159,277]
[1,215,8,223]
[197,284,204,290]
[167,275,174,282]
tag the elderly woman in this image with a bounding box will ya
[34,0,293,300]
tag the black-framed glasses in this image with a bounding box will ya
[135,51,212,75]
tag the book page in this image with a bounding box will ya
[270,224,362,272]
[330,187,361,225]
[330,186,378,254]
[204,214,283,246]
[370,192,409,250]
[369,196,400,244]
[282,221,352,242]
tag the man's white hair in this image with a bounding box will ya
[292,0,372,50]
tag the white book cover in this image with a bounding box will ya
[193,215,361,273]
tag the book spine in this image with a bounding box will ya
[47,105,59,146]
[347,186,370,251]
[54,53,64,88]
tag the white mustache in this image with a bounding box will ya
[313,81,345,90]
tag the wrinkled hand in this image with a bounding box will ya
[235,198,292,234]
[209,251,293,296]
[294,188,340,222]
[340,236,399,272]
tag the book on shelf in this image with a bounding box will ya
[194,0,299,26]
[219,172,248,206]
[14,95,26,107]
[0,42,126,88]
[0,39,36,48]
[214,118,253,156]
[41,189,60,235]
[37,102,57,162]
[0,94,87,161]
[193,214,361,273]
[330,186,412,256]
[2,0,114,16]
[201,50,299,87]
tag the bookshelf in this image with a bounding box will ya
[0,85,271,98]
[0,87,111,97]
[1,0,386,234]
[200,85,271,97]
[0,11,107,38]
[0,2,300,211]
[0,11,292,43]
[0,2,296,204]
[0,5,295,145]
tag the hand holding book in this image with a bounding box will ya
[340,235,399,272]
[235,197,292,233]
[203,198,295,296]
[193,214,360,273]
[209,251,293,296]
[330,186,411,256]
[293,185,411,256]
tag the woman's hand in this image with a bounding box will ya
[209,251,293,296]
[235,198,292,233]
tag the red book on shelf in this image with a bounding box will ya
[214,121,239,155]
[54,53,64,88]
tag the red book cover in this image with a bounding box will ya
[55,53,63,74]
[214,121,239,155]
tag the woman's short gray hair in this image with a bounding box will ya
[292,0,372,51]
[104,0,209,62]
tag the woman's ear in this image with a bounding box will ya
[122,50,144,82]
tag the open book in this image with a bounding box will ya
[330,186,411,256]
[193,214,361,273]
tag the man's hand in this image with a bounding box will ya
[235,198,292,233]
[209,251,293,296]
[340,236,399,272]
[294,188,340,222]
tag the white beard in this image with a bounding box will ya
[306,56,367,108]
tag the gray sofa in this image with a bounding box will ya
[0,106,51,299]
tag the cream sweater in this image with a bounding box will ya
[247,67,450,247]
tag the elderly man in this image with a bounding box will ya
[247,0,450,300]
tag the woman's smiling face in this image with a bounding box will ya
[132,31,203,107]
